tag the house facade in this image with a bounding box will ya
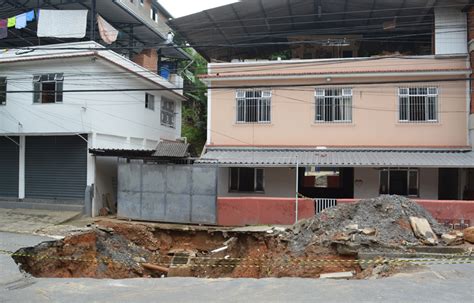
[0,41,185,215]
[199,5,474,210]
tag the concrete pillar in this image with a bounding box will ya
[18,136,25,200]
[87,134,97,216]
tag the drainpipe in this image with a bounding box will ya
[295,156,299,224]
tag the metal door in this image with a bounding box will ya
[0,137,19,198]
[25,136,87,200]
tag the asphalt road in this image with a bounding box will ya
[1,231,473,303]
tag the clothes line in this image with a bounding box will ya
[0,10,35,39]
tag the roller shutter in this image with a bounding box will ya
[25,136,87,200]
[0,137,19,198]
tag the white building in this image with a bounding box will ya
[0,41,186,215]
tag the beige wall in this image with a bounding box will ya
[208,57,469,148]
[354,168,439,200]
[218,167,296,198]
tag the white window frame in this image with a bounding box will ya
[145,93,155,111]
[33,73,64,104]
[315,87,352,123]
[379,168,419,197]
[398,86,438,123]
[150,7,159,22]
[0,77,6,105]
[235,89,272,124]
[161,98,176,128]
[229,167,265,193]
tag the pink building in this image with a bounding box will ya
[172,0,474,225]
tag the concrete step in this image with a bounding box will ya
[0,201,84,213]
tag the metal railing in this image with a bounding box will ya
[315,198,338,214]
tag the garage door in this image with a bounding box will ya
[0,137,19,198]
[25,136,87,200]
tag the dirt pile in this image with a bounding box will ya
[283,196,447,255]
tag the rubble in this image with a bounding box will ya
[441,231,464,246]
[283,196,446,254]
[409,217,438,245]
[464,227,474,244]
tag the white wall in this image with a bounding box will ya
[354,168,439,200]
[94,157,118,216]
[435,7,468,55]
[218,167,296,198]
[0,57,182,150]
[354,168,380,199]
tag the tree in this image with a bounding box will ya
[180,49,208,156]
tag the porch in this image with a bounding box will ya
[200,147,474,226]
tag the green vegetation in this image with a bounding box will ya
[180,49,207,155]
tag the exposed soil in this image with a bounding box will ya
[13,222,359,279]
[12,196,455,280]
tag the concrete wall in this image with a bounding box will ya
[207,57,469,148]
[218,167,296,198]
[354,168,438,200]
[0,56,182,150]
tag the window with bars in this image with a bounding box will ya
[236,89,271,123]
[398,87,438,122]
[315,87,352,123]
[229,167,264,192]
[161,98,175,128]
[0,77,6,105]
[33,73,64,104]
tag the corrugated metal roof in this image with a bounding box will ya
[154,141,190,158]
[198,148,474,168]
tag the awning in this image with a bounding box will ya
[198,147,474,168]
[89,148,155,157]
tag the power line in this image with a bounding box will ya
[3,77,473,94]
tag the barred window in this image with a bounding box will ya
[399,87,438,122]
[315,88,352,123]
[236,89,271,123]
[161,98,175,128]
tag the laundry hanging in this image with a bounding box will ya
[0,20,7,39]
[7,17,15,28]
[15,13,27,29]
[37,9,88,38]
[97,15,119,45]
[26,10,35,22]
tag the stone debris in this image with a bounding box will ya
[319,271,354,279]
[464,227,474,244]
[441,231,464,246]
[409,217,438,246]
[282,196,446,254]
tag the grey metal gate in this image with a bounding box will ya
[0,137,19,198]
[25,136,87,200]
[118,160,218,224]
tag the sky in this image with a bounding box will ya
[158,0,239,18]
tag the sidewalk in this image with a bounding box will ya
[0,208,82,235]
